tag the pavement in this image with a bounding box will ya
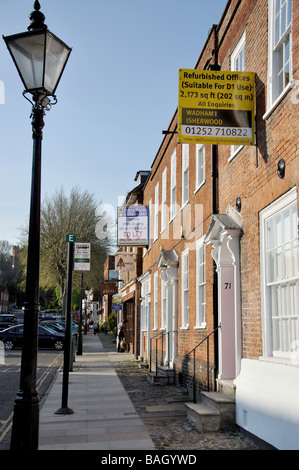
[38,332,155,451]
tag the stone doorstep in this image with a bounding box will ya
[185,391,236,434]
[201,391,235,411]
[146,372,169,385]
[185,402,221,434]
[216,378,236,399]
[201,391,236,429]
[157,365,175,377]
[138,362,149,369]
[146,366,176,385]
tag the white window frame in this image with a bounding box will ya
[161,167,167,232]
[141,276,151,331]
[170,151,176,221]
[153,271,158,330]
[230,30,246,159]
[195,237,206,328]
[181,144,189,207]
[181,248,189,329]
[260,187,299,361]
[148,198,152,249]
[161,276,167,330]
[267,0,293,113]
[154,183,159,241]
[195,144,205,192]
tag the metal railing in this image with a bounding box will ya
[149,330,178,374]
[185,324,221,403]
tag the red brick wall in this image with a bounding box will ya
[142,0,299,369]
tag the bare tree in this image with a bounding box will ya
[20,186,112,313]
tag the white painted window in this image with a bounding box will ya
[170,151,176,220]
[154,272,158,330]
[148,199,152,249]
[268,0,292,109]
[196,237,206,327]
[195,144,205,191]
[230,30,246,158]
[181,249,189,328]
[161,167,167,232]
[260,187,299,359]
[181,144,189,207]
[161,277,167,329]
[141,276,151,331]
[154,183,159,241]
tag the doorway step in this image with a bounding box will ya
[185,391,235,434]
[147,365,175,385]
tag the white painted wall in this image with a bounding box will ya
[235,358,299,450]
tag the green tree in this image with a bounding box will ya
[0,240,14,285]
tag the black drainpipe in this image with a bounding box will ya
[209,25,219,390]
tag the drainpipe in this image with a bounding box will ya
[209,25,219,390]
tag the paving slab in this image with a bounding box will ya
[38,333,155,451]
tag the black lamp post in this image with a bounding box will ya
[3,1,71,450]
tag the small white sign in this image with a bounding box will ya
[74,243,91,271]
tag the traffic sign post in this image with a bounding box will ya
[74,242,91,355]
[55,234,75,415]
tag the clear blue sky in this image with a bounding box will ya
[0,0,227,246]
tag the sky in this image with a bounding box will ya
[0,0,227,246]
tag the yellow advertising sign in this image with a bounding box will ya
[178,69,255,145]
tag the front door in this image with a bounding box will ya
[206,214,242,381]
[124,300,134,353]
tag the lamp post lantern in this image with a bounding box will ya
[3,1,71,450]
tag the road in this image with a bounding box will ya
[0,347,63,450]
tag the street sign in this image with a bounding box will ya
[115,254,135,272]
[98,282,118,295]
[74,243,90,271]
[178,69,255,145]
[66,233,76,243]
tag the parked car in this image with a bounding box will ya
[0,324,64,351]
[39,320,65,333]
[0,314,18,331]
[39,320,78,347]
[40,319,78,333]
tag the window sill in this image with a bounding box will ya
[194,323,207,330]
[181,201,189,211]
[263,81,294,121]
[180,325,189,330]
[228,145,244,163]
[194,181,205,195]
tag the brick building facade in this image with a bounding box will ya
[135,0,298,450]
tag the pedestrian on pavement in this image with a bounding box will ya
[117,320,125,352]
[103,320,108,335]
[93,321,98,335]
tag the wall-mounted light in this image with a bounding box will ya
[277,159,285,179]
[236,197,241,212]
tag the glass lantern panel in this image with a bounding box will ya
[44,32,70,94]
[6,32,46,91]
